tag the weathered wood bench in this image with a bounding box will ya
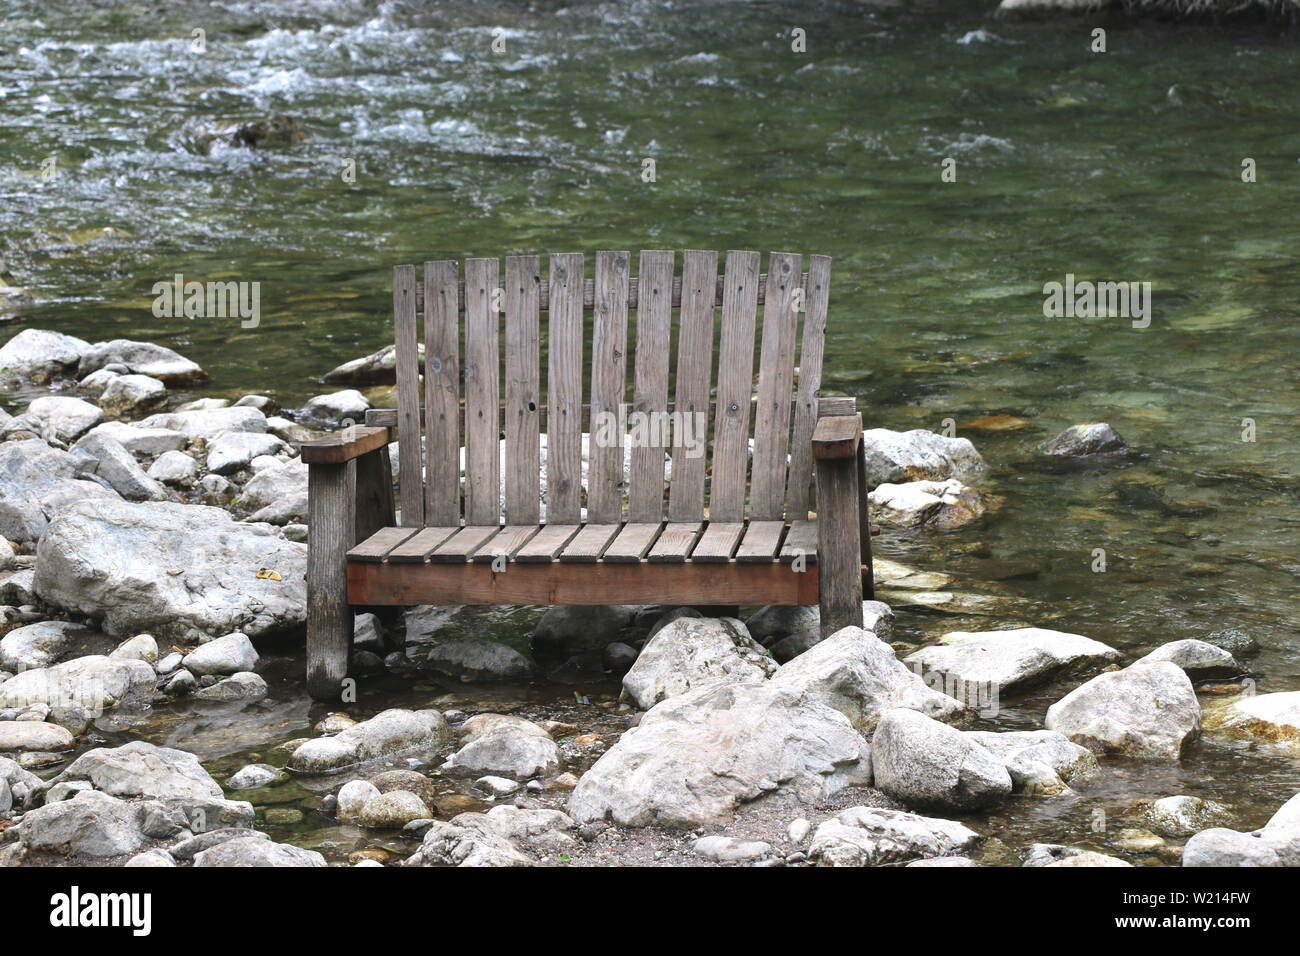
[301,251,873,701]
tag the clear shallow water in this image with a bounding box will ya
[3,0,1298,857]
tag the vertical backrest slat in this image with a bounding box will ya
[750,252,803,520]
[708,250,761,522]
[393,265,424,527]
[784,253,830,519]
[586,251,630,523]
[464,257,501,525]
[627,250,675,523]
[423,260,461,526]
[504,255,541,524]
[667,249,719,522]
[547,252,585,523]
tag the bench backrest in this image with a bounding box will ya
[389,250,831,527]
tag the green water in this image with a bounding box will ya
[4,0,1299,857]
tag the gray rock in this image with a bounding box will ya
[531,605,641,659]
[109,633,158,663]
[124,848,176,867]
[193,836,325,867]
[225,764,283,790]
[299,389,370,427]
[77,367,120,399]
[241,458,307,524]
[336,779,382,822]
[0,720,75,753]
[162,669,196,696]
[422,640,535,682]
[323,344,399,385]
[33,498,307,641]
[809,806,979,867]
[1137,639,1243,680]
[1266,791,1300,830]
[207,431,287,476]
[0,439,119,542]
[442,714,559,778]
[169,827,268,860]
[71,431,168,501]
[1203,628,1259,659]
[1044,661,1201,759]
[98,374,167,417]
[18,790,148,857]
[266,416,318,443]
[358,789,429,828]
[747,601,894,658]
[138,406,266,441]
[77,339,206,386]
[622,616,776,710]
[1037,422,1127,457]
[1,755,42,809]
[176,398,229,411]
[906,856,977,867]
[147,450,200,487]
[905,627,1120,696]
[0,655,155,716]
[403,814,532,867]
[184,632,258,676]
[692,835,772,862]
[602,641,638,673]
[859,428,986,487]
[965,729,1098,795]
[869,478,988,530]
[83,421,188,457]
[1204,691,1300,746]
[1145,795,1234,836]
[0,621,91,672]
[287,708,452,775]
[0,328,90,381]
[193,671,267,702]
[1183,828,1281,867]
[871,709,1012,811]
[23,396,104,442]
[473,776,520,797]
[1023,844,1133,867]
[569,681,872,827]
[772,625,965,731]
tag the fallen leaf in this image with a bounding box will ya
[255,568,282,581]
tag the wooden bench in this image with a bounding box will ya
[301,250,873,701]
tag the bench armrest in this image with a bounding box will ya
[300,425,390,464]
[812,413,863,460]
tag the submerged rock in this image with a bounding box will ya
[809,806,979,867]
[771,625,966,731]
[287,709,452,775]
[34,498,306,641]
[323,344,400,385]
[859,428,985,488]
[1145,795,1234,836]
[1203,691,1300,746]
[1045,661,1200,759]
[569,681,872,827]
[1037,422,1127,457]
[905,627,1119,696]
[622,616,775,710]
[871,708,1012,812]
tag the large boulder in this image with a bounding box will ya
[44,741,253,831]
[0,328,90,382]
[1044,662,1201,759]
[771,625,966,731]
[622,617,776,710]
[871,708,1012,811]
[868,479,988,530]
[809,806,979,867]
[965,729,1098,795]
[905,627,1120,697]
[0,440,119,542]
[286,708,452,775]
[77,339,207,386]
[442,714,559,778]
[34,498,306,641]
[1203,691,1300,746]
[859,428,985,488]
[569,681,872,827]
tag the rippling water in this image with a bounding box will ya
[2,0,1298,853]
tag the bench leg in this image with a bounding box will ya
[307,460,354,701]
[816,454,864,638]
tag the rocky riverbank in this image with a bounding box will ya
[1,330,1296,868]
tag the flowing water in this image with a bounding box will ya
[2,0,1298,861]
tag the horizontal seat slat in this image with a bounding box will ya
[780,519,819,564]
[430,525,502,563]
[734,520,785,563]
[689,522,745,563]
[472,525,541,564]
[647,522,703,563]
[348,527,419,562]
[559,523,621,563]
[385,526,460,563]
[602,522,663,563]
[514,523,582,563]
